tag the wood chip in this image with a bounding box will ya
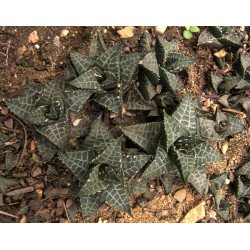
[17,45,27,57]
[6,187,34,196]
[174,189,187,202]
[181,201,206,223]
[4,118,13,129]
[30,140,36,151]
[214,49,227,58]
[155,26,167,35]
[28,31,39,43]
[117,26,135,39]
[46,188,69,199]
[20,215,27,223]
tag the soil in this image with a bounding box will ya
[0,26,249,223]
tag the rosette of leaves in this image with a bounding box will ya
[4,30,246,218]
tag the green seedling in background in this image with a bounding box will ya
[183,26,200,39]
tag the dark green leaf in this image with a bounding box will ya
[121,53,142,83]
[33,132,57,162]
[64,89,92,113]
[70,51,95,75]
[236,176,250,198]
[188,167,209,196]
[69,68,103,92]
[211,73,223,93]
[89,30,106,57]
[125,84,155,111]
[35,117,68,149]
[95,43,121,79]
[94,92,120,114]
[155,36,177,65]
[82,115,113,150]
[79,165,108,195]
[91,137,122,168]
[192,142,224,166]
[101,183,131,214]
[139,30,152,53]
[236,162,250,178]
[141,144,171,179]
[79,195,104,217]
[160,67,182,92]
[123,153,152,178]
[58,149,96,183]
[5,151,19,173]
[121,122,162,154]
[140,52,159,83]
[164,112,187,150]
[198,30,222,48]
[165,53,194,73]
[0,134,9,149]
[128,181,148,195]
[172,94,197,134]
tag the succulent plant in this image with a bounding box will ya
[5,29,247,217]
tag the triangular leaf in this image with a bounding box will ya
[94,92,121,114]
[121,122,162,154]
[64,89,92,113]
[89,30,106,57]
[140,52,159,83]
[123,153,152,178]
[141,144,171,179]
[139,30,152,53]
[125,84,155,111]
[58,149,96,183]
[236,162,250,178]
[79,165,108,195]
[79,194,104,217]
[198,30,222,48]
[91,137,122,168]
[128,180,148,195]
[69,68,103,92]
[121,53,142,83]
[172,95,197,134]
[35,117,68,149]
[188,167,209,196]
[155,36,177,65]
[192,142,224,166]
[33,132,57,162]
[82,115,113,150]
[101,183,131,214]
[160,67,182,92]
[165,53,194,73]
[95,43,121,79]
[70,51,95,75]
[164,112,187,150]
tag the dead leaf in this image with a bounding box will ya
[28,31,39,43]
[214,49,227,58]
[181,201,206,223]
[117,26,135,39]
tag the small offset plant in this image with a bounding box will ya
[183,26,200,40]
[5,29,248,218]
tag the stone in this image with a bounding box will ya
[28,31,39,43]
[60,29,69,38]
[181,201,206,223]
[155,26,167,35]
[221,142,228,155]
[174,189,187,202]
[186,192,194,201]
[117,26,135,39]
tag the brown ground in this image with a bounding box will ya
[0,26,249,223]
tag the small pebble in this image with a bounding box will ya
[53,36,61,47]
[60,29,69,38]
[155,26,167,35]
[221,142,228,155]
[117,26,135,39]
[28,31,39,43]
[173,189,187,202]
[34,44,40,49]
[20,215,27,223]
